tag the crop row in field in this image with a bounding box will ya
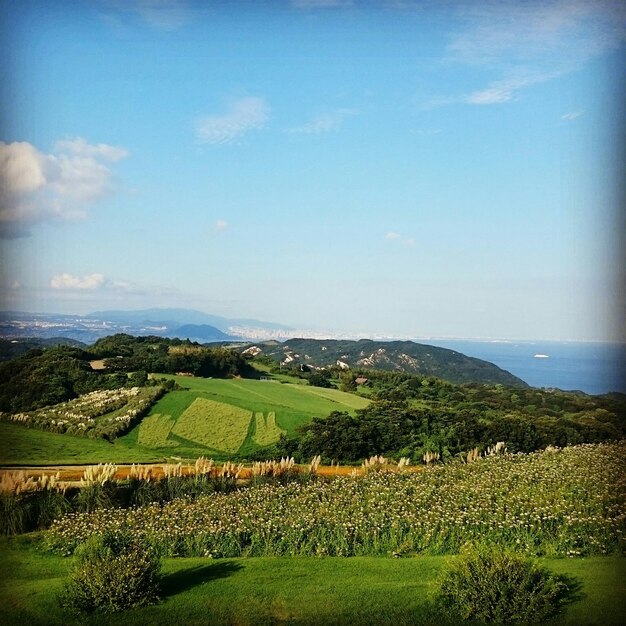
[48,441,626,558]
[171,398,253,454]
[252,412,284,446]
[0,386,164,440]
[137,414,178,448]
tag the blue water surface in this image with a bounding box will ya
[419,339,626,395]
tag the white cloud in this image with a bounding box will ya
[463,72,559,105]
[292,1,353,8]
[103,0,189,31]
[54,137,129,162]
[196,97,269,145]
[51,273,107,290]
[385,231,414,247]
[448,0,624,67]
[287,109,357,134]
[213,219,228,232]
[429,0,626,107]
[0,138,128,238]
[561,109,585,121]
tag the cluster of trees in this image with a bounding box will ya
[0,335,252,413]
[91,334,252,379]
[0,346,139,413]
[275,370,626,463]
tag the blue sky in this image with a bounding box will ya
[0,0,624,341]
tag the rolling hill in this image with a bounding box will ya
[248,338,527,386]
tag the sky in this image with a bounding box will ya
[0,0,624,341]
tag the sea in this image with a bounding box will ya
[417,339,626,396]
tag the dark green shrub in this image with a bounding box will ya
[60,531,161,613]
[436,544,570,623]
[75,482,114,513]
[0,492,29,535]
[34,488,71,528]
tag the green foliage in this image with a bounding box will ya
[33,489,71,528]
[60,532,160,614]
[436,544,571,623]
[0,492,28,535]
[280,368,626,462]
[75,482,114,513]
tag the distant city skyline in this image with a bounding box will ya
[1,1,624,342]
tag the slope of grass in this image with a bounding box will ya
[0,422,163,465]
[0,536,624,626]
[252,411,284,447]
[137,414,177,448]
[158,375,369,435]
[171,398,252,453]
[1,376,370,464]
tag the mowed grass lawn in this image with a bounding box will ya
[1,536,624,626]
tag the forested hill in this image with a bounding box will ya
[250,338,527,387]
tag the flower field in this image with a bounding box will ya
[48,441,626,558]
[0,386,164,439]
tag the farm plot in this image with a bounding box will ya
[252,411,284,446]
[171,398,252,454]
[137,414,178,448]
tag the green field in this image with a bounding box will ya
[128,376,368,457]
[1,536,624,626]
[137,414,177,448]
[0,376,369,464]
[171,398,252,453]
[252,412,284,446]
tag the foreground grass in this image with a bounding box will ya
[1,536,624,625]
[0,422,165,466]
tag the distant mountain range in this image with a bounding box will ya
[245,338,527,387]
[0,308,288,344]
[0,308,527,385]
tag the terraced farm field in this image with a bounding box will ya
[128,375,369,458]
[171,398,252,453]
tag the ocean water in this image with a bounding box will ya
[419,339,626,395]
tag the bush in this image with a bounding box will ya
[60,532,161,614]
[436,544,570,623]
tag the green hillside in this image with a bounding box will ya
[249,338,527,386]
[0,375,369,464]
[128,375,370,458]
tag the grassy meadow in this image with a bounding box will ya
[1,536,624,626]
[0,375,369,465]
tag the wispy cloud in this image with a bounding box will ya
[0,138,128,238]
[50,273,107,290]
[448,0,624,67]
[212,219,228,233]
[463,70,562,105]
[561,109,585,121]
[291,0,353,8]
[103,0,190,31]
[431,0,625,106]
[385,231,414,247]
[49,272,176,297]
[196,97,269,145]
[287,109,357,134]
